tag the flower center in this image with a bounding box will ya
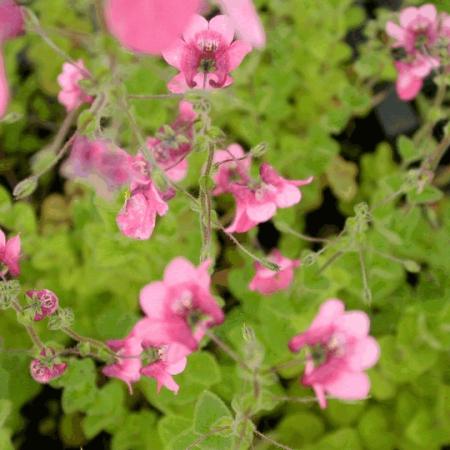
[199,58,217,73]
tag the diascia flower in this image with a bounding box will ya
[0,0,24,117]
[0,228,20,277]
[213,143,251,196]
[139,257,224,350]
[162,15,252,93]
[249,249,300,295]
[288,299,380,409]
[102,319,191,394]
[104,0,200,54]
[57,60,92,112]
[147,101,197,182]
[226,163,313,233]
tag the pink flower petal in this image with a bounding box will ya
[418,4,437,22]
[338,311,370,338]
[164,257,198,286]
[325,371,370,401]
[139,281,168,319]
[208,15,234,45]
[161,39,185,70]
[385,21,405,42]
[348,336,380,370]
[228,40,252,71]
[399,7,419,28]
[182,14,209,42]
[219,0,266,48]
[105,0,201,54]
[167,73,190,94]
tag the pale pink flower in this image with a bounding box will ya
[213,143,251,196]
[57,60,92,112]
[0,228,20,277]
[30,349,67,384]
[105,0,200,54]
[140,257,224,349]
[288,299,380,409]
[162,15,252,93]
[226,163,313,233]
[218,0,265,48]
[116,180,168,240]
[62,137,135,193]
[147,101,197,181]
[249,249,300,295]
[26,289,59,321]
[102,336,143,393]
[0,0,24,118]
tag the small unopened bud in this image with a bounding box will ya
[302,252,318,267]
[26,289,59,321]
[13,176,38,199]
[250,142,268,158]
[30,349,67,384]
[403,260,421,273]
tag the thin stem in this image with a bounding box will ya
[128,93,183,100]
[318,250,345,274]
[266,357,306,374]
[253,430,294,450]
[186,426,230,450]
[205,329,251,372]
[61,327,117,358]
[11,300,45,351]
[200,143,215,262]
[276,222,331,243]
[358,247,372,305]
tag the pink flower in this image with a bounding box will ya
[386,4,438,54]
[0,0,24,118]
[213,143,251,196]
[226,163,313,233]
[116,172,169,240]
[249,249,300,295]
[103,320,191,394]
[62,137,135,192]
[162,15,252,93]
[102,336,143,393]
[26,289,59,321]
[0,228,20,277]
[57,60,92,112]
[132,318,190,393]
[288,299,380,409]
[105,0,200,55]
[30,349,67,384]
[147,101,197,181]
[218,0,265,48]
[140,257,224,349]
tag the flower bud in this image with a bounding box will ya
[30,349,67,384]
[26,289,59,321]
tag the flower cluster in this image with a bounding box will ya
[103,257,224,393]
[386,4,450,100]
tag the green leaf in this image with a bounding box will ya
[397,136,420,164]
[193,391,232,435]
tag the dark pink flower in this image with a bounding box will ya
[30,349,67,384]
[218,0,265,48]
[26,289,59,321]
[0,0,24,118]
[57,60,92,112]
[0,228,20,277]
[162,14,252,93]
[140,257,224,349]
[226,164,313,233]
[288,299,380,409]
[116,179,168,240]
[213,143,251,196]
[105,0,200,54]
[147,101,197,181]
[249,249,300,295]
